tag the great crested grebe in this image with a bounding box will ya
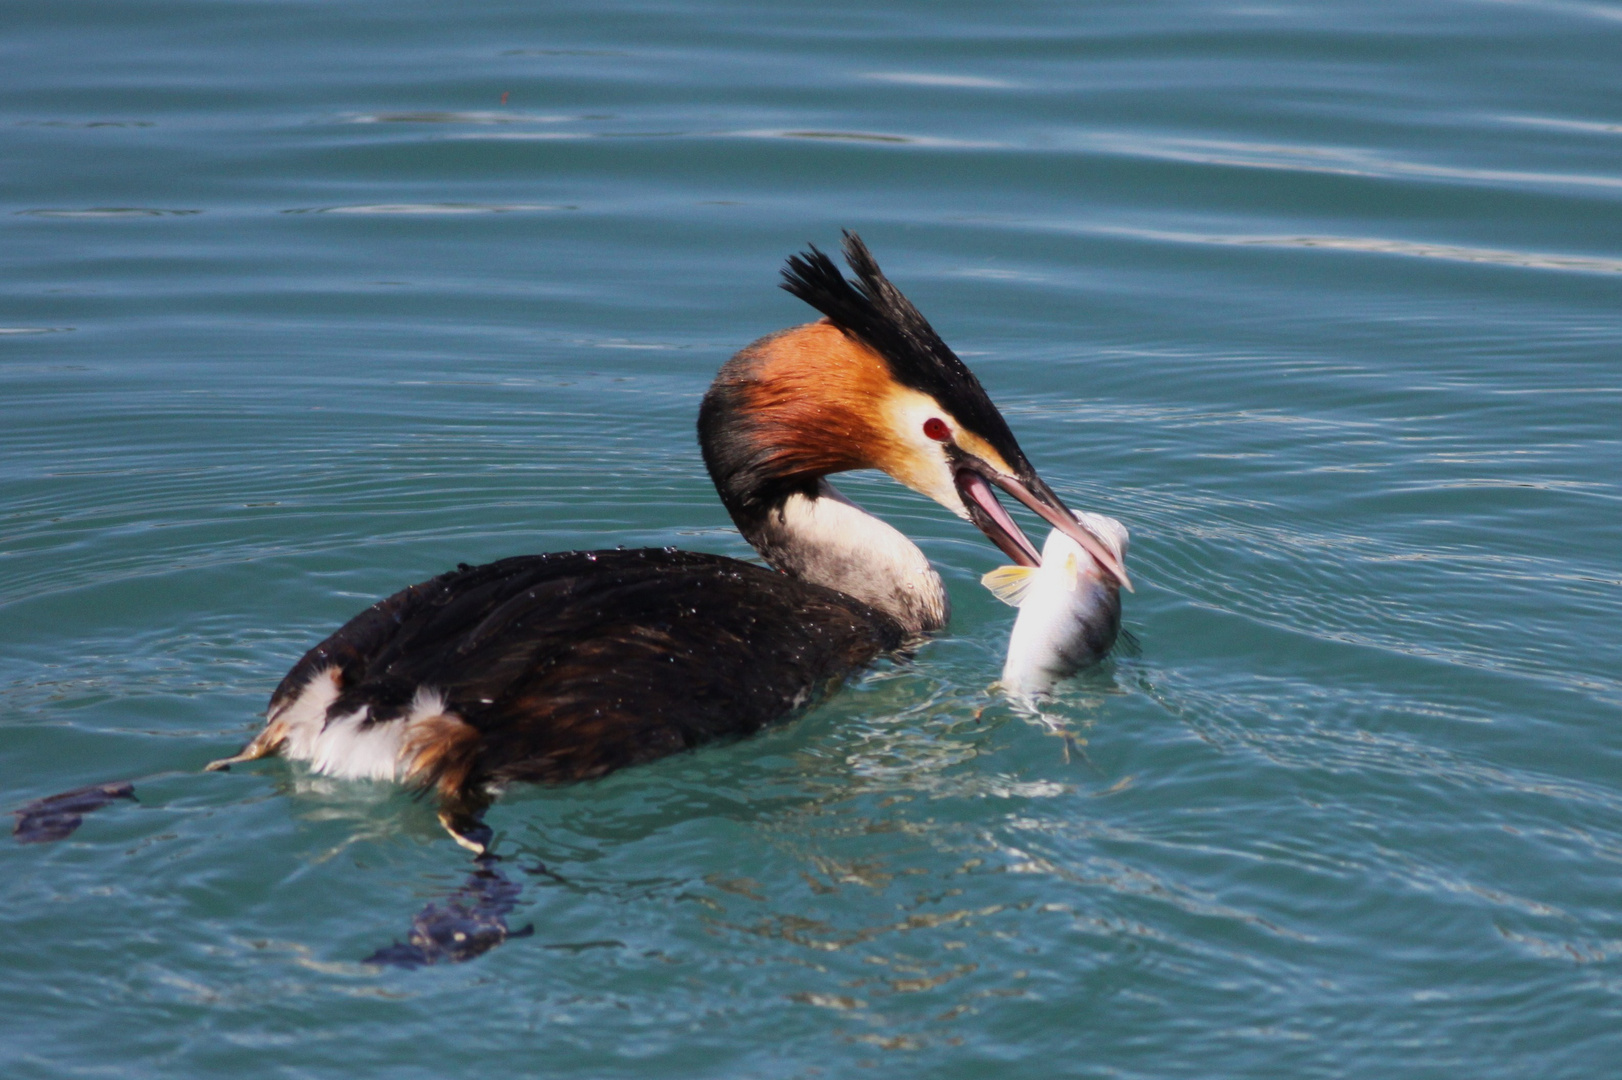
[205,233,1130,848]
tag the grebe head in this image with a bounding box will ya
[700,232,1130,591]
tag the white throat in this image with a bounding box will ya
[754,480,948,634]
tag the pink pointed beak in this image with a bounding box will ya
[954,466,1132,592]
[992,472,1132,592]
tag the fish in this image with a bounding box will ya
[982,511,1130,697]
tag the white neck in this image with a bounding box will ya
[752,480,949,635]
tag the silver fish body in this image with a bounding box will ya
[984,512,1129,697]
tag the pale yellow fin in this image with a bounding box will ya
[981,565,1038,607]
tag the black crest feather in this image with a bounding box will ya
[780,231,1029,473]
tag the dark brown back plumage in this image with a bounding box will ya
[271,549,903,796]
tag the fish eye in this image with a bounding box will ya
[923,417,950,442]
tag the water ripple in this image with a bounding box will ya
[861,72,1013,88]
[1104,227,1622,275]
[1500,114,1622,135]
[16,208,201,218]
[1074,132,1622,192]
[280,203,573,215]
[334,110,571,125]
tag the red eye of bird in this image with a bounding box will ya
[923,417,951,442]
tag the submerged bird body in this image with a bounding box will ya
[984,511,1130,696]
[211,234,1131,827]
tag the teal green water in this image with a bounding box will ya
[4,1,1620,1075]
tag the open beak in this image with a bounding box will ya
[954,463,1134,592]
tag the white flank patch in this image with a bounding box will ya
[269,667,344,764]
[303,708,395,782]
[274,669,450,783]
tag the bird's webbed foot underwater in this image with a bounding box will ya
[363,801,538,969]
[364,850,535,969]
[11,781,136,844]
[12,774,535,968]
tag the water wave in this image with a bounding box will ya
[861,72,1012,88]
[1076,132,1622,192]
[281,203,572,215]
[16,208,200,218]
[334,110,570,125]
[1104,226,1622,274]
